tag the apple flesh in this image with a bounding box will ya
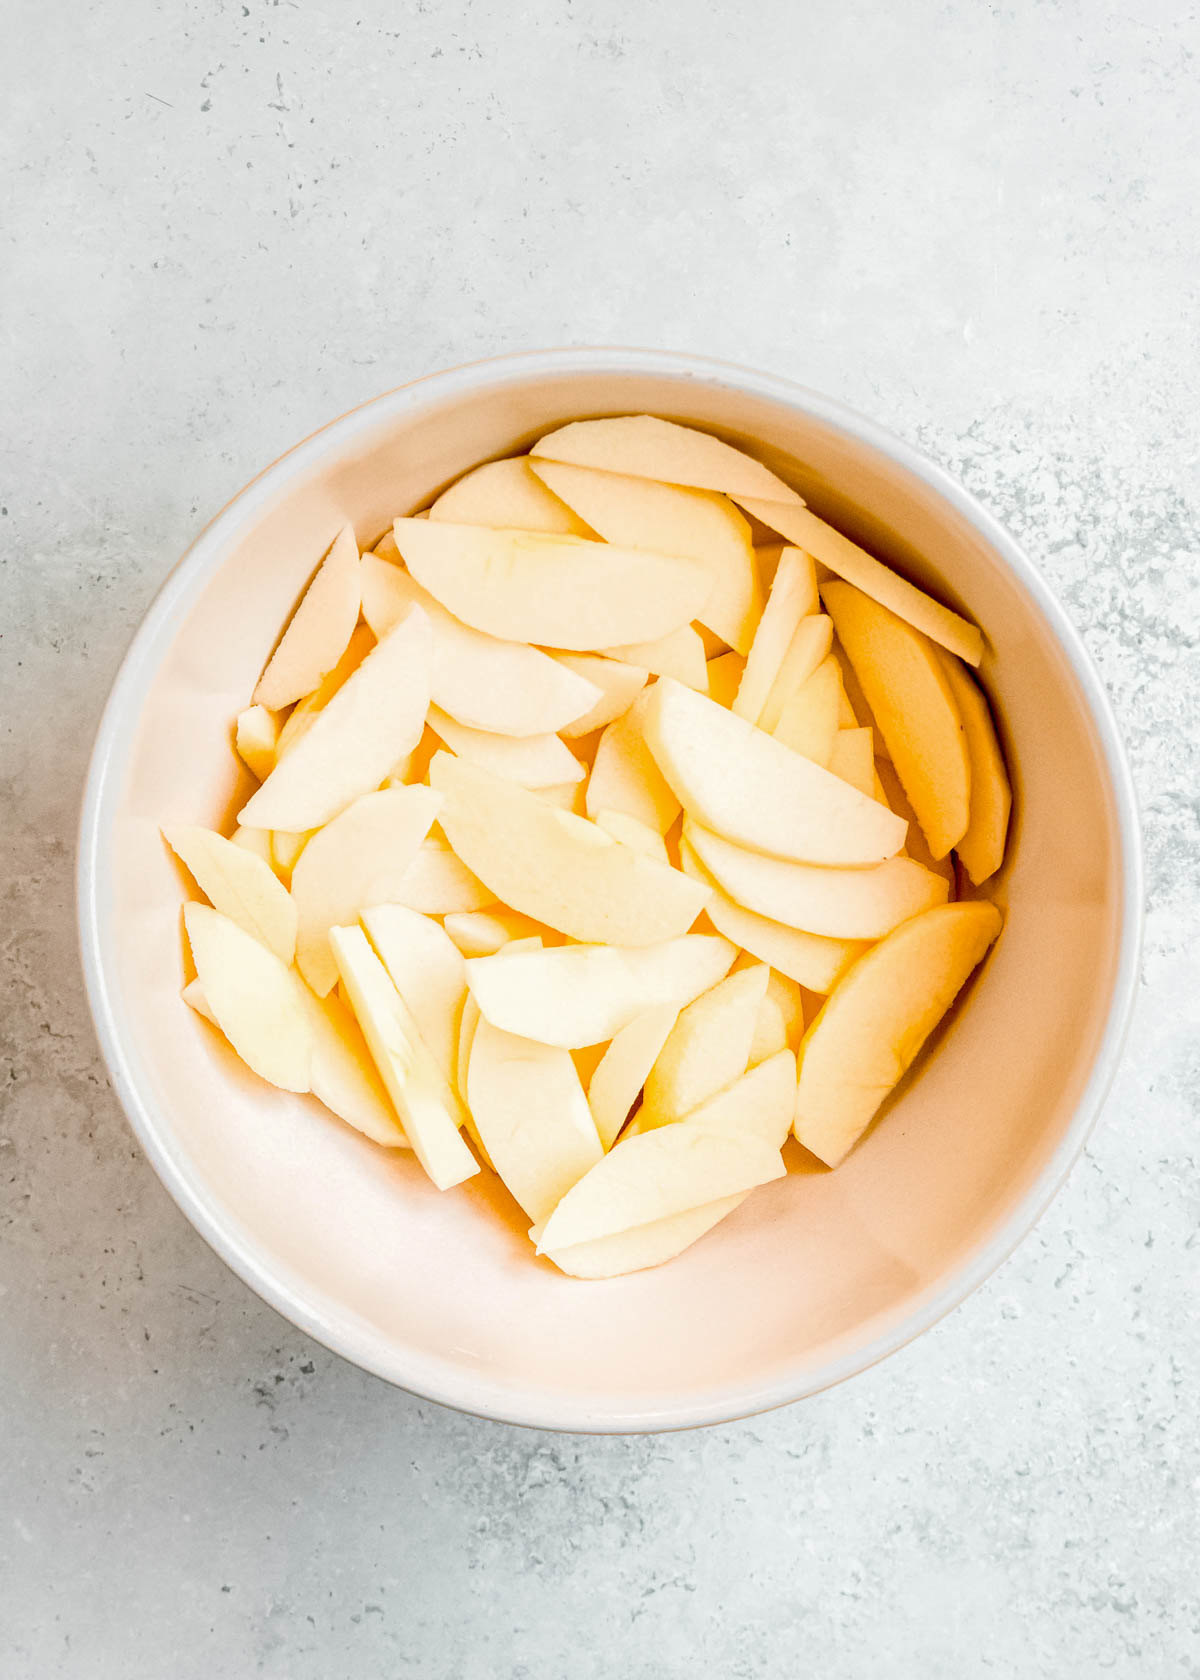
[936,652,1011,884]
[393,833,497,914]
[235,705,280,781]
[163,824,297,965]
[554,655,648,736]
[601,625,709,689]
[184,903,312,1093]
[429,455,593,535]
[427,705,584,789]
[639,962,768,1129]
[586,1003,680,1151]
[302,984,409,1147]
[826,726,876,797]
[536,1193,749,1280]
[530,414,804,505]
[442,907,546,957]
[733,548,819,723]
[273,623,376,761]
[253,523,362,711]
[585,690,680,836]
[361,904,468,1095]
[771,656,842,765]
[756,614,834,734]
[672,1048,797,1151]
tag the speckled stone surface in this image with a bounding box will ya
[2,2,1198,1674]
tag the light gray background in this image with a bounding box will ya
[2,1,1197,1675]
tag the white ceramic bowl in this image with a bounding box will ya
[78,349,1141,1432]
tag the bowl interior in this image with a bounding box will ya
[83,357,1132,1429]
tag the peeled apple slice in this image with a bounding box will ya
[530,415,804,505]
[936,653,1012,884]
[273,624,377,762]
[586,1003,680,1151]
[826,726,876,797]
[771,657,841,766]
[163,824,297,964]
[602,625,709,690]
[302,984,409,1147]
[555,655,649,737]
[427,705,584,789]
[673,1048,797,1151]
[429,456,592,535]
[392,519,712,651]
[755,614,834,735]
[733,548,820,723]
[393,834,497,915]
[591,809,670,862]
[794,901,1003,1166]
[537,1193,749,1280]
[253,524,361,711]
[184,903,312,1093]
[430,753,710,947]
[585,691,681,835]
[442,907,545,957]
[639,963,769,1129]
[235,706,279,781]
[361,904,468,1092]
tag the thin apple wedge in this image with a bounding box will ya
[746,967,806,1065]
[736,499,984,666]
[553,655,649,736]
[642,678,906,866]
[585,691,680,835]
[591,809,670,862]
[430,752,710,946]
[936,652,1012,884]
[530,415,804,505]
[273,624,376,761]
[429,456,593,535]
[638,963,768,1130]
[163,824,297,965]
[183,903,313,1093]
[231,824,276,867]
[181,977,218,1026]
[732,546,820,723]
[253,524,361,711]
[235,705,280,781]
[301,984,409,1147]
[427,705,584,789]
[601,624,709,689]
[755,614,834,734]
[586,1003,680,1150]
[442,907,546,957]
[671,1048,797,1151]
[823,580,970,860]
[771,656,841,765]
[361,904,468,1094]
[534,1192,750,1280]
[826,726,876,797]
[393,833,497,914]
[794,900,1003,1166]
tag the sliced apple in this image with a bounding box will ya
[329,924,477,1189]
[755,614,834,734]
[235,705,280,781]
[686,820,949,939]
[750,992,787,1063]
[183,903,312,1093]
[239,607,431,833]
[274,623,376,760]
[392,519,712,651]
[771,656,841,765]
[535,781,588,815]
[464,934,735,1048]
[302,984,409,1147]
[467,1017,603,1223]
[672,1048,797,1150]
[456,995,494,1172]
[736,499,984,666]
[794,900,1003,1165]
[638,962,768,1129]
[586,1003,679,1150]
[585,691,681,835]
[163,824,297,964]
[270,828,313,883]
[530,458,762,653]
[290,786,442,995]
[831,640,884,748]
[873,757,956,887]
[430,752,709,946]
[181,977,217,1026]
[360,555,600,737]
[733,549,822,724]
[429,455,592,535]
[554,655,648,736]
[427,705,584,789]
[384,723,439,788]
[536,1192,749,1280]
[936,653,1011,883]
[360,903,467,1092]
[591,809,670,862]
[827,726,876,797]
[253,524,361,711]
[442,907,546,957]
[231,824,275,867]
[393,833,497,914]
[601,625,709,689]
[695,624,729,659]
[822,580,971,860]
[706,651,745,709]
[643,678,906,866]
[530,415,804,505]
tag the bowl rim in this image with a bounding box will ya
[76,346,1144,1433]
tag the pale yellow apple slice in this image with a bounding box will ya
[456,995,495,1173]
[585,691,680,835]
[642,678,906,866]
[427,705,584,790]
[239,607,430,833]
[831,640,885,748]
[872,758,956,888]
[231,824,275,867]
[530,415,804,505]
[736,499,984,666]
[270,828,313,883]
[181,977,218,1025]
[530,458,763,654]
[745,965,806,1065]
[393,833,497,914]
[936,653,1011,883]
[301,984,409,1147]
[163,824,297,964]
[537,782,588,815]
[359,555,600,737]
[705,650,745,709]
[392,519,712,651]
[794,900,1003,1165]
[537,1193,750,1279]
[467,1017,603,1223]
[638,963,768,1130]
[601,624,709,689]
[754,542,786,589]
[235,705,280,781]
[822,580,971,860]
[360,903,467,1094]
[591,809,670,863]
[253,524,362,711]
[329,924,477,1189]
[442,907,545,957]
[826,726,876,797]
[429,456,592,535]
[750,993,787,1063]
[464,934,735,1048]
[430,752,709,945]
[671,1048,797,1150]
[678,836,867,992]
[586,1003,680,1151]
[183,903,313,1093]
[686,820,949,939]
[771,656,841,765]
[385,723,439,788]
[274,624,376,760]
[554,655,648,736]
[755,614,834,734]
[290,786,442,995]
[732,548,820,722]
[536,1125,786,1254]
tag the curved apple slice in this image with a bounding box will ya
[442,908,546,957]
[361,904,467,1094]
[273,623,377,761]
[602,625,709,689]
[537,1193,749,1280]
[734,549,820,723]
[770,656,841,765]
[794,900,1003,1166]
[586,1003,680,1151]
[163,824,297,964]
[301,985,409,1148]
[392,834,497,914]
[639,963,768,1129]
[426,705,583,790]
[253,524,361,711]
[530,415,804,505]
[936,653,1012,884]
[429,456,592,535]
[585,691,680,835]
[643,679,906,866]
[670,1048,797,1151]
[555,655,649,737]
[826,726,875,796]
[235,705,280,781]
[183,903,312,1093]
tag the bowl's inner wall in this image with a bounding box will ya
[96,366,1124,1421]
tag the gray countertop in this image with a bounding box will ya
[2,2,1197,1675]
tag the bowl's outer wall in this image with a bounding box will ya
[79,354,1138,1431]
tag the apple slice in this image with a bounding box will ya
[273,624,376,761]
[591,809,670,862]
[733,548,820,722]
[936,653,1011,883]
[464,934,735,1048]
[695,624,729,659]
[554,655,649,736]
[794,900,1003,1165]
[536,1192,749,1280]
[430,752,710,946]
[642,678,906,866]
[385,723,438,788]
[601,624,709,689]
[822,580,971,860]
[429,456,593,535]
[290,787,441,995]
[750,993,787,1063]
[393,833,497,914]
[831,640,884,747]
[456,995,494,1172]
[826,726,876,797]
[586,1003,680,1150]
[443,908,546,957]
[671,1049,797,1150]
[467,1017,603,1223]
[270,828,313,883]
[329,924,477,1190]
[239,606,431,833]
[686,820,949,939]
[302,984,409,1147]
[163,824,297,964]
[530,458,763,653]
[678,836,867,992]
[585,691,680,835]
[392,519,712,651]
[253,524,361,711]
[231,825,275,867]
[771,656,841,765]
[181,977,218,1026]
[360,555,600,737]
[755,615,834,734]
[235,705,279,781]
[184,903,312,1093]
[706,651,745,709]
[745,964,806,1064]
[427,705,584,790]
[530,415,804,505]
[360,904,467,1094]
[638,963,768,1130]
[872,758,956,887]
[736,500,984,666]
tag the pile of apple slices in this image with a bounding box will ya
[167,415,1011,1280]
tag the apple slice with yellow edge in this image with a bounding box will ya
[430,752,710,946]
[794,900,1003,1166]
[273,624,376,761]
[638,962,768,1130]
[586,690,681,836]
[936,652,1012,884]
[163,824,297,965]
[466,1017,603,1224]
[669,1048,797,1151]
[392,519,712,651]
[429,456,593,535]
[329,924,477,1190]
[253,524,361,711]
[530,415,804,505]
[235,705,279,781]
[734,549,820,722]
[183,903,313,1093]
[301,984,410,1147]
[771,656,841,765]
[591,809,670,862]
[393,833,497,914]
[642,678,906,866]
[535,1193,749,1280]
[756,614,834,733]
[427,705,584,789]
[361,904,468,1095]
[442,907,546,957]
[554,655,649,736]
[455,994,493,1172]
[586,1003,680,1151]
[826,726,876,797]
[602,624,709,689]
